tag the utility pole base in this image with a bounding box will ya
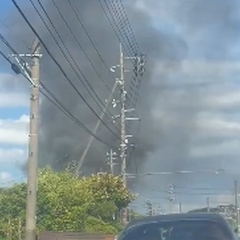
[122,210,127,226]
[26,230,36,240]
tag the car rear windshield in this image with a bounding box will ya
[118,219,233,240]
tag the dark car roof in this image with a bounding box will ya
[126,213,228,229]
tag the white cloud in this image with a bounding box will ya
[0,73,25,90]
[154,60,240,75]
[205,91,240,108]
[129,0,240,209]
[0,92,28,108]
[192,110,240,153]
[18,114,30,123]
[196,113,240,138]
[190,139,240,158]
[0,72,28,108]
[0,172,13,184]
[0,171,26,186]
[0,114,29,145]
[0,148,27,165]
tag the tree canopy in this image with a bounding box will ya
[0,167,136,239]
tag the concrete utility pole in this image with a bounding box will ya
[235,180,239,231]
[109,43,142,225]
[25,38,41,240]
[106,149,118,174]
[119,43,127,189]
[119,43,128,225]
[0,37,41,240]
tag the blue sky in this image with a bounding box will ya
[0,1,28,185]
[1,0,11,14]
[1,0,240,214]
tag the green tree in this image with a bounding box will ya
[84,216,118,235]
[0,183,26,239]
[0,167,135,238]
[81,172,135,209]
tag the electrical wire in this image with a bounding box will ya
[0,18,30,49]
[51,0,121,134]
[99,0,133,59]
[175,186,233,191]
[118,0,140,51]
[50,0,113,93]
[0,40,117,150]
[110,0,143,108]
[29,0,119,134]
[108,0,138,54]
[98,1,138,107]
[68,0,144,153]
[100,0,144,127]
[67,0,119,87]
[0,177,26,186]
[99,0,143,123]
[40,84,116,149]
[11,0,120,141]
[0,49,11,63]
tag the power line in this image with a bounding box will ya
[99,6,145,182]
[29,0,118,130]
[99,0,131,56]
[174,192,233,196]
[99,0,141,107]
[174,186,233,191]
[118,0,140,51]
[50,0,113,93]
[105,0,140,105]
[0,41,116,150]
[0,177,26,186]
[99,0,145,139]
[67,0,119,87]
[41,84,116,149]
[0,49,11,63]
[108,0,139,53]
[11,0,120,141]
[51,0,121,134]
[0,18,30,49]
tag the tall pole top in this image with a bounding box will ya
[120,42,123,58]
[120,42,124,84]
[32,38,41,56]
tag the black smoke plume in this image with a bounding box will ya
[2,0,196,184]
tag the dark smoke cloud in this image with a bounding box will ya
[127,0,240,199]
[171,0,240,60]
[4,0,223,193]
